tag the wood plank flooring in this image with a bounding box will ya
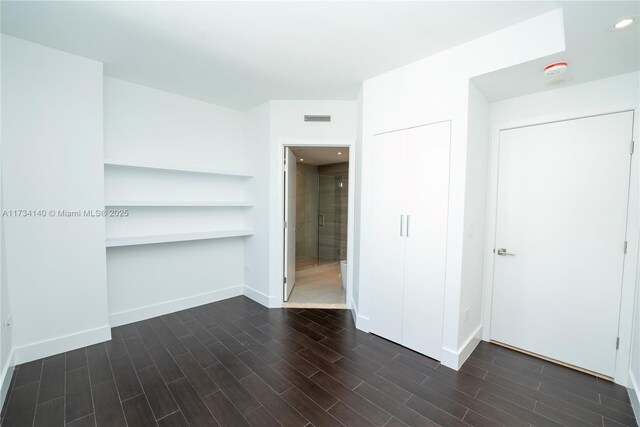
[1,296,636,426]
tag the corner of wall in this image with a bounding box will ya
[350,295,369,333]
[243,284,271,308]
[441,324,482,370]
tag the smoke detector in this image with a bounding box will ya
[544,62,568,77]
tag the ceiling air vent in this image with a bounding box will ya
[304,115,331,122]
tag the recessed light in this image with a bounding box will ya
[300,158,304,162]
[337,152,343,155]
[614,17,635,29]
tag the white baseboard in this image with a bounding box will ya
[440,325,482,370]
[243,286,281,308]
[267,295,282,308]
[0,350,15,411]
[243,285,272,308]
[629,370,640,425]
[350,298,369,332]
[356,314,370,332]
[110,285,243,327]
[13,325,112,365]
[350,296,358,326]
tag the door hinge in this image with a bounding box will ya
[624,241,628,254]
[284,277,287,284]
[631,140,635,155]
[284,221,288,228]
[616,337,620,350]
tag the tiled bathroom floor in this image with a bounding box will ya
[295,256,336,271]
[285,262,346,308]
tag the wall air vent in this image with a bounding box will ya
[304,115,331,122]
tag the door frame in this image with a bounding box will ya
[481,109,638,385]
[275,139,355,308]
[283,147,297,302]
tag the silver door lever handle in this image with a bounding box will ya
[497,248,515,256]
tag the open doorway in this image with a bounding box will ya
[283,146,349,308]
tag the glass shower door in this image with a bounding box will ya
[317,167,348,265]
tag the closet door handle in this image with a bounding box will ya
[406,215,410,237]
[400,215,404,236]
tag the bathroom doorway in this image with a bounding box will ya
[283,146,349,308]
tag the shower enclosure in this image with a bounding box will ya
[296,162,348,271]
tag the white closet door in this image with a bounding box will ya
[402,122,450,359]
[491,112,633,377]
[370,130,408,343]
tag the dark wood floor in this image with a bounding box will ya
[0,296,637,427]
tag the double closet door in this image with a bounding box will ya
[370,121,450,360]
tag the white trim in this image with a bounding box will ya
[350,296,370,332]
[13,326,111,365]
[350,296,358,327]
[356,313,370,332]
[273,139,356,311]
[105,201,253,207]
[458,326,482,368]
[441,325,482,370]
[243,285,270,307]
[629,370,640,425]
[106,229,253,247]
[0,350,15,411]
[104,158,252,178]
[482,106,639,386]
[109,285,242,326]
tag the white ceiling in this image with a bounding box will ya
[473,1,639,101]
[291,147,349,166]
[1,1,563,111]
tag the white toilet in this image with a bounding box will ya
[340,260,347,289]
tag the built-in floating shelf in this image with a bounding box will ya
[105,200,253,207]
[106,229,253,247]
[104,159,253,178]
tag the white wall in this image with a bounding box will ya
[0,190,10,407]
[485,71,640,385]
[270,101,357,142]
[0,31,15,409]
[631,237,640,421]
[242,100,357,307]
[1,35,110,364]
[268,101,357,307]
[243,102,272,306]
[104,77,248,325]
[352,89,364,321]
[105,77,244,167]
[358,9,565,369]
[458,82,490,348]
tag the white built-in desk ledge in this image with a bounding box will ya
[105,201,253,207]
[106,229,254,247]
[104,159,253,178]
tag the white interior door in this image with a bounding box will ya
[283,148,297,301]
[370,130,408,343]
[402,122,450,359]
[491,111,633,377]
